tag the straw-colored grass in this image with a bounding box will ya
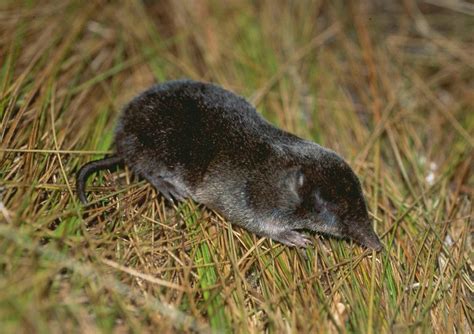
[0,1,472,333]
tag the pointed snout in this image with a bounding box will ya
[359,231,383,251]
[348,223,383,252]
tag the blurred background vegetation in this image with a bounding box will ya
[0,0,472,332]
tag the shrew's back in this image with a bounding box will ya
[115,80,297,180]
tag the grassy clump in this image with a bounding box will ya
[0,1,472,332]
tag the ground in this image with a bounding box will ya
[0,1,472,333]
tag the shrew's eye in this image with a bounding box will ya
[314,192,325,214]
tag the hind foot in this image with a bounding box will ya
[154,179,188,202]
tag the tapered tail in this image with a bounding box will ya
[76,155,124,204]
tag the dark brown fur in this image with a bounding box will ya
[76,79,382,250]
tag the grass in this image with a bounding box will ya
[0,0,472,332]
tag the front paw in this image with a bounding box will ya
[275,230,312,248]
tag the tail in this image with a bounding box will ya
[76,155,124,204]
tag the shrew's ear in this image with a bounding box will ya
[286,167,305,198]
